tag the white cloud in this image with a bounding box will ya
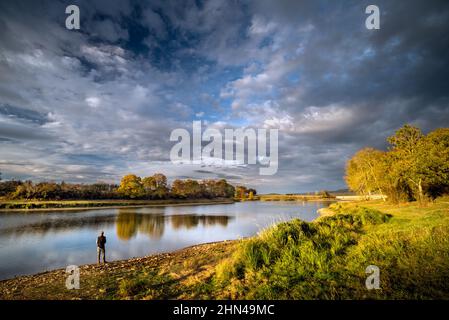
[249,15,277,35]
[294,105,356,133]
[86,97,101,108]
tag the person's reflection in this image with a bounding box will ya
[116,209,165,240]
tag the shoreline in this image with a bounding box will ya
[0,239,237,281]
[316,207,335,216]
[0,198,235,212]
[0,198,339,212]
[0,239,239,299]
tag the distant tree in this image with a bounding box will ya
[171,179,188,198]
[34,182,62,200]
[201,179,235,198]
[346,124,449,203]
[418,128,449,199]
[222,180,236,198]
[387,124,424,156]
[2,173,238,201]
[152,173,169,199]
[345,148,386,199]
[142,176,155,194]
[11,181,34,199]
[387,125,427,202]
[182,179,203,198]
[318,190,334,199]
[248,188,257,196]
[0,180,23,198]
[235,186,248,199]
[117,174,145,199]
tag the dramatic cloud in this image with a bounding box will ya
[0,0,448,193]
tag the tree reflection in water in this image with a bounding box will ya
[115,209,231,240]
[116,209,165,240]
[170,215,229,229]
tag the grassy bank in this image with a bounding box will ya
[1,198,448,299]
[214,197,449,299]
[0,198,234,211]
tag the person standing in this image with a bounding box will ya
[96,231,107,264]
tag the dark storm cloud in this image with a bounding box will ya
[0,0,448,192]
[0,123,52,141]
[270,0,449,134]
[0,105,49,125]
[224,0,449,192]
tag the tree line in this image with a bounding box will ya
[345,125,449,203]
[0,173,248,201]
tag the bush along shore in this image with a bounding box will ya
[1,198,448,299]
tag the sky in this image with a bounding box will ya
[0,0,448,193]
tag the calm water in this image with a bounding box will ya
[0,201,332,280]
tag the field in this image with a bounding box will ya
[1,198,448,299]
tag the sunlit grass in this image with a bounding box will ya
[214,198,449,299]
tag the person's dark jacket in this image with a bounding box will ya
[97,235,106,249]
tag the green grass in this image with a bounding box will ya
[116,270,176,299]
[213,198,449,299]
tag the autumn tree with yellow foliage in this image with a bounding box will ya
[345,125,449,203]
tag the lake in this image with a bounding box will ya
[0,201,332,280]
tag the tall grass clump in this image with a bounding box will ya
[215,207,391,299]
[215,201,449,299]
